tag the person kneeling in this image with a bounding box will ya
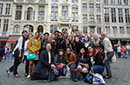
[30,44,56,82]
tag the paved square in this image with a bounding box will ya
[0,58,130,85]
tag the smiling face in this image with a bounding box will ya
[80,48,85,54]
[75,36,79,42]
[59,50,64,56]
[23,31,28,39]
[35,32,39,39]
[88,46,93,53]
[66,48,71,54]
[46,43,52,51]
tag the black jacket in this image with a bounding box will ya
[88,52,104,67]
[32,50,54,80]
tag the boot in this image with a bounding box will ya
[76,70,83,80]
[71,71,78,82]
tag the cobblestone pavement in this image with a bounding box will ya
[0,58,130,85]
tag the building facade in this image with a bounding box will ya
[0,0,130,47]
[0,0,13,47]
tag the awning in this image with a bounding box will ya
[109,38,120,40]
[0,39,7,42]
[6,35,20,44]
[121,38,130,42]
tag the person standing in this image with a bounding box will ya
[117,45,121,58]
[101,33,114,79]
[23,34,33,76]
[6,30,28,77]
[27,32,41,78]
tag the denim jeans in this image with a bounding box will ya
[105,51,114,77]
[70,64,77,69]
[92,65,104,75]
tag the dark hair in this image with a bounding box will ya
[84,35,90,42]
[87,45,96,56]
[58,49,65,55]
[27,33,33,39]
[22,30,28,34]
[44,32,49,36]
[79,47,87,58]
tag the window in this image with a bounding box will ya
[0,19,1,29]
[111,8,116,22]
[125,9,130,23]
[112,26,117,34]
[38,6,45,21]
[124,0,128,5]
[50,25,57,33]
[72,25,78,31]
[120,26,124,34]
[72,6,78,22]
[51,6,58,21]
[111,0,115,5]
[24,25,33,33]
[3,19,9,32]
[62,6,68,20]
[39,0,46,2]
[82,3,87,12]
[89,15,94,22]
[0,3,3,14]
[83,14,87,24]
[96,4,100,12]
[105,26,110,34]
[52,0,58,2]
[27,7,33,20]
[104,8,109,22]
[127,27,130,34]
[5,3,11,15]
[97,27,101,34]
[83,27,88,34]
[118,8,123,23]
[15,5,22,20]
[96,15,101,24]
[89,3,94,12]
[118,0,122,5]
[90,27,95,33]
[13,25,20,33]
[104,0,108,5]
[72,0,78,3]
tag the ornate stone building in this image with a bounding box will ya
[0,0,130,47]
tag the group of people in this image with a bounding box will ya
[6,29,115,84]
[116,43,130,59]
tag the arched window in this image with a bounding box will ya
[13,25,20,33]
[72,25,78,31]
[24,25,33,33]
[37,25,43,33]
[50,25,57,33]
[27,7,33,20]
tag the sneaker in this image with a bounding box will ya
[27,75,30,78]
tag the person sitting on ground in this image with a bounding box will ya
[77,47,89,80]
[55,49,67,76]
[65,47,77,82]
[87,45,105,75]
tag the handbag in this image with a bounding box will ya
[60,65,67,76]
[48,68,59,82]
[53,68,59,76]
[84,73,93,84]
[93,73,106,85]
[111,52,116,63]
[27,39,36,60]
[27,54,36,60]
